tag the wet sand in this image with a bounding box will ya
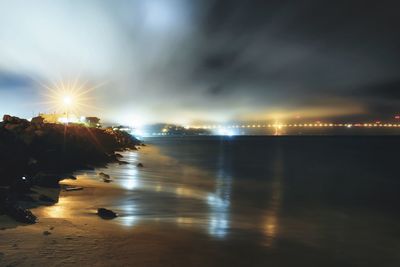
[0,146,269,267]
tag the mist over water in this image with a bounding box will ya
[42,136,400,266]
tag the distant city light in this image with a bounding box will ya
[58,116,80,124]
[63,95,72,106]
[187,122,400,131]
[217,128,235,136]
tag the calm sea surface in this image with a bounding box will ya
[47,136,400,266]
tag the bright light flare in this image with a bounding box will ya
[41,78,102,116]
[216,128,235,136]
[63,95,72,106]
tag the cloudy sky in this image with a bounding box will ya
[0,0,399,124]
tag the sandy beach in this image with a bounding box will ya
[2,137,400,267]
[0,146,259,267]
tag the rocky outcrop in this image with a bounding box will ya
[0,115,141,222]
[0,114,140,187]
[0,201,37,224]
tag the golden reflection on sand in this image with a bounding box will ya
[40,196,71,218]
[36,145,234,238]
[263,148,283,247]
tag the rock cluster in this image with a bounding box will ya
[0,115,140,186]
[0,115,141,223]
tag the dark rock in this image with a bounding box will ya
[64,186,83,192]
[99,172,110,179]
[43,230,51,236]
[4,204,37,224]
[28,158,38,165]
[17,194,35,202]
[33,173,60,188]
[31,116,44,124]
[0,115,141,223]
[10,176,33,193]
[39,194,55,203]
[66,175,77,180]
[118,160,129,165]
[115,153,123,158]
[97,208,118,219]
[137,163,144,167]
[3,114,20,123]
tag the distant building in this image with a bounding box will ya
[37,113,101,127]
[39,113,65,124]
[86,117,101,128]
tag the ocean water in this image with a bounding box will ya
[43,136,400,266]
[144,136,400,266]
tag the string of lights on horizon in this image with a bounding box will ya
[186,123,400,130]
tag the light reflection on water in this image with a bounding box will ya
[34,137,400,265]
[58,147,236,238]
[121,167,140,190]
[207,145,232,238]
[39,143,284,242]
[262,147,283,247]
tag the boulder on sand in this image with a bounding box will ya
[99,172,110,179]
[3,204,37,224]
[97,208,118,219]
[137,163,144,168]
[99,172,112,182]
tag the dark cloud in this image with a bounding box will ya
[362,79,400,100]
[0,72,32,89]
[0,0,400,123]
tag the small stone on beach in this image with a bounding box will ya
[97,208,118,219]
[64,186,83,192]
[43,231,51,236]
[99,172,110,179]
[137,163,144,167]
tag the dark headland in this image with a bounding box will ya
[0,115,141,223]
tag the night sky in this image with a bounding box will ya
[0,0,399,124]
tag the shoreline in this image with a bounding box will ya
[1,136,400,266]
[0,145,226,267]
[0,115,141,224]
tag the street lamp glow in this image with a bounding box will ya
[63,95,72,106]
[42,78,102,116]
